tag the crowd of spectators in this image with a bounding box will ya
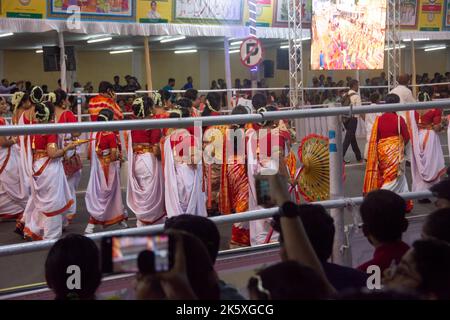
[2,70,448,116]
[44,169,450,300]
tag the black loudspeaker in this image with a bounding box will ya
[263,60,274,78]
[276,48,289,70]
[43,46,76,72]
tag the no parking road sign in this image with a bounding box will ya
[239,37,264,68]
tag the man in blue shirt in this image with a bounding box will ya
[319,50,325,69]
[162,78,176,102]
[182,76,193,90]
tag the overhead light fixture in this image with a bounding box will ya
[424,46,446,52]
[385,45,406,51]
[161,36,186,43]
[230,40,243,46]
[174,49,197,54]
[87,36,112,43]
[294,37,311,42]
[403,38,429,42]
[110,49,133,54]
[35,49,43,54]
[0,32,13,38]
[280,44,289,49]
[229,49,240,54]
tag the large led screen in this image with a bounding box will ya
[311,0,387,70]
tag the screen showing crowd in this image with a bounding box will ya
[311,0,387,70]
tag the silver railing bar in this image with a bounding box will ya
[0,100,449,136]
[0,191,432,257]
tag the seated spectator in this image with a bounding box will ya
[135,231,220,300]
[357,190,409,273]
[430,178,450,209]
[422,208,450,243]
[384,239,450,300]
[248,261,328,300]
[164,215,245,300]
[45,234,101,300]
[273,204,368,292]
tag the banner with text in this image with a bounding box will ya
[418,0,444,31]
[47,0,136,22]
[1,0,46,19]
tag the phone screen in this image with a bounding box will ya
[256,177,272,206]
[102,234,171,274]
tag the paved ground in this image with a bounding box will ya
[0,136,448,293]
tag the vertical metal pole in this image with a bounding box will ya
[76,89,82,123]
[327,104,346,265]
[58,31,67,91]
[411,39,417,98]
[248,0,258,96]
[144,37,153,95]
[224,37,233,110]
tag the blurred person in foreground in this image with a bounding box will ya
[46,234,101,300]
[429,177,450,209]
[248,261,328,300]
[272,204,368,292]
[422,208,450,243]
[357,190,409,274]
[164,215,244,300]
[383,239,450,300]
[253,173,338,298]
[135,231,220,300]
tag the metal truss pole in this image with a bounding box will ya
[387,0,401,90]
[287,0,304,109]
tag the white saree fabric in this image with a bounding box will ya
[58,132,82,217]
[126,132,165,225]
[407,111,445,192]
[247,130,279,246]
[23,153,73,240]
[163,131,207,217]
[85,140,125,224]
[0,146,28,218]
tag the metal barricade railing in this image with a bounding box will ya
[0,100,449,136]
[0,99,447,260]
[0,190,432,258]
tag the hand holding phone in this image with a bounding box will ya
[255,175,274,208]
[101,233,173,274]
[255,173,291,208]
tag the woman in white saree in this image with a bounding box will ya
[50,90,83,225]
[22,102,77,240]
[0,98,28,221]
[85,109,128,234]
[406,92,446,195]
[248,106,285,246]
[162,102,207,217]
[127,96,165,226]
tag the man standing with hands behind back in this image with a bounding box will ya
[342,79,363,163]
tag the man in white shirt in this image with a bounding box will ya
[389,74,415,162]
[389,74,415,120]
[342,79,363,162]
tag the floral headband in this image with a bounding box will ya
[30,86,44,104]
[11,91,25,111]
[152,92,162,107]
[132,97,146,118]
[35,103,50,122]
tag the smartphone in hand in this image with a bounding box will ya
[255,175,275,207]
[101,233,174,274]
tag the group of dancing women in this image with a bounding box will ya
[0,80,446,244]
[0,82,299,247]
